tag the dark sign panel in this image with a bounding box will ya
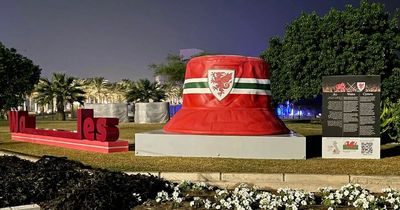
[322,75,380,137]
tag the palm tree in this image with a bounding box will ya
[64,78,86,118]
[164,84,183,104]
[34,78,55,116]
[125,79,166,103]
[106,82,126,103]
[34,73,86,121]
[85,77,108,103]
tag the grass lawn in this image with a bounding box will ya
[1,119,399,175]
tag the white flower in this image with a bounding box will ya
[172,191,179,198]
[301,200,307,205]
[344,190,350,196]
[354,190,360,196]
[174,197,183,203]
[204,199,212,209]
[243,199,249,206]
[283,196,288,202]
[367,195,375,202]
[189,201,195,207]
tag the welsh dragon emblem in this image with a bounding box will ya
[207,69,235,101]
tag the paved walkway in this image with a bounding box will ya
[1,150,398,192]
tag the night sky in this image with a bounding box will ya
[1,0,399,81]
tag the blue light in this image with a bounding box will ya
[275,98,321,119]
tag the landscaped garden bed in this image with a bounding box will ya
[0,155,171,210]
[2,155,400,210]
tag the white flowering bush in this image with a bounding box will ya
[257,191,283,209]
[178,180,215,191]
[151,181,400,210]
[214,184,258,209]
[155,186,184,208]
[320,183,385,209]
[155,190,169,203]
[320,183,372,207]
[277,187,315,208]
[190,197,211,208]
[132,192,142,203]
[155,182,317,209]
[380,188,400,209]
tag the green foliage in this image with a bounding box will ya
[381,99,400,142]
[261,1,400,103]
[0,156,171,210]
[0,42,41,110]
[149,54,186,84]
[150,52,211,85]
[34,78,55,115]
[35,73,86,120]
[125,79,165,103]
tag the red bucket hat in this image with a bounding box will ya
[163,55,289,135]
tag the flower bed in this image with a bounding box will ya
[141,181,400,210]
[2,155,400,210]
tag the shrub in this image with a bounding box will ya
[0,155,171,210]
[381,99,400,142]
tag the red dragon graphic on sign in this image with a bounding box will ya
[343,140,359,150]
[208,70,235,101]
[335,82,346,92]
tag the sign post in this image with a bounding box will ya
[322,75,380,159]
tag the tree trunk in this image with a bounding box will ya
[56,110,65,121]
[70,102,75,119]
[56,100,65,121]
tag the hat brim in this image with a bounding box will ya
[163,108,290,135]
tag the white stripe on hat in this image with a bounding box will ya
[232,89,271,95]
[183,88,211,94]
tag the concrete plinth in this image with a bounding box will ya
[135,130,306,159]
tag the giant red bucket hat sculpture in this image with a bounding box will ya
[163,55,290,135]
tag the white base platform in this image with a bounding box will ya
[135,130,306,159]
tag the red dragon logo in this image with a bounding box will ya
[343,140,359,150]
[208,70,235,101]
[211,72,233,96]
[335,82,346,92]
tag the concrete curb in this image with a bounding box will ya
[125,171,400,192]
[0,150,40,162]
[2,150,400,192]
[0,204,40,210]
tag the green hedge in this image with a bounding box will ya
[381,99,400,142]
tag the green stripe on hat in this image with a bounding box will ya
[234,83,270,90]
[184,82,208,89]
